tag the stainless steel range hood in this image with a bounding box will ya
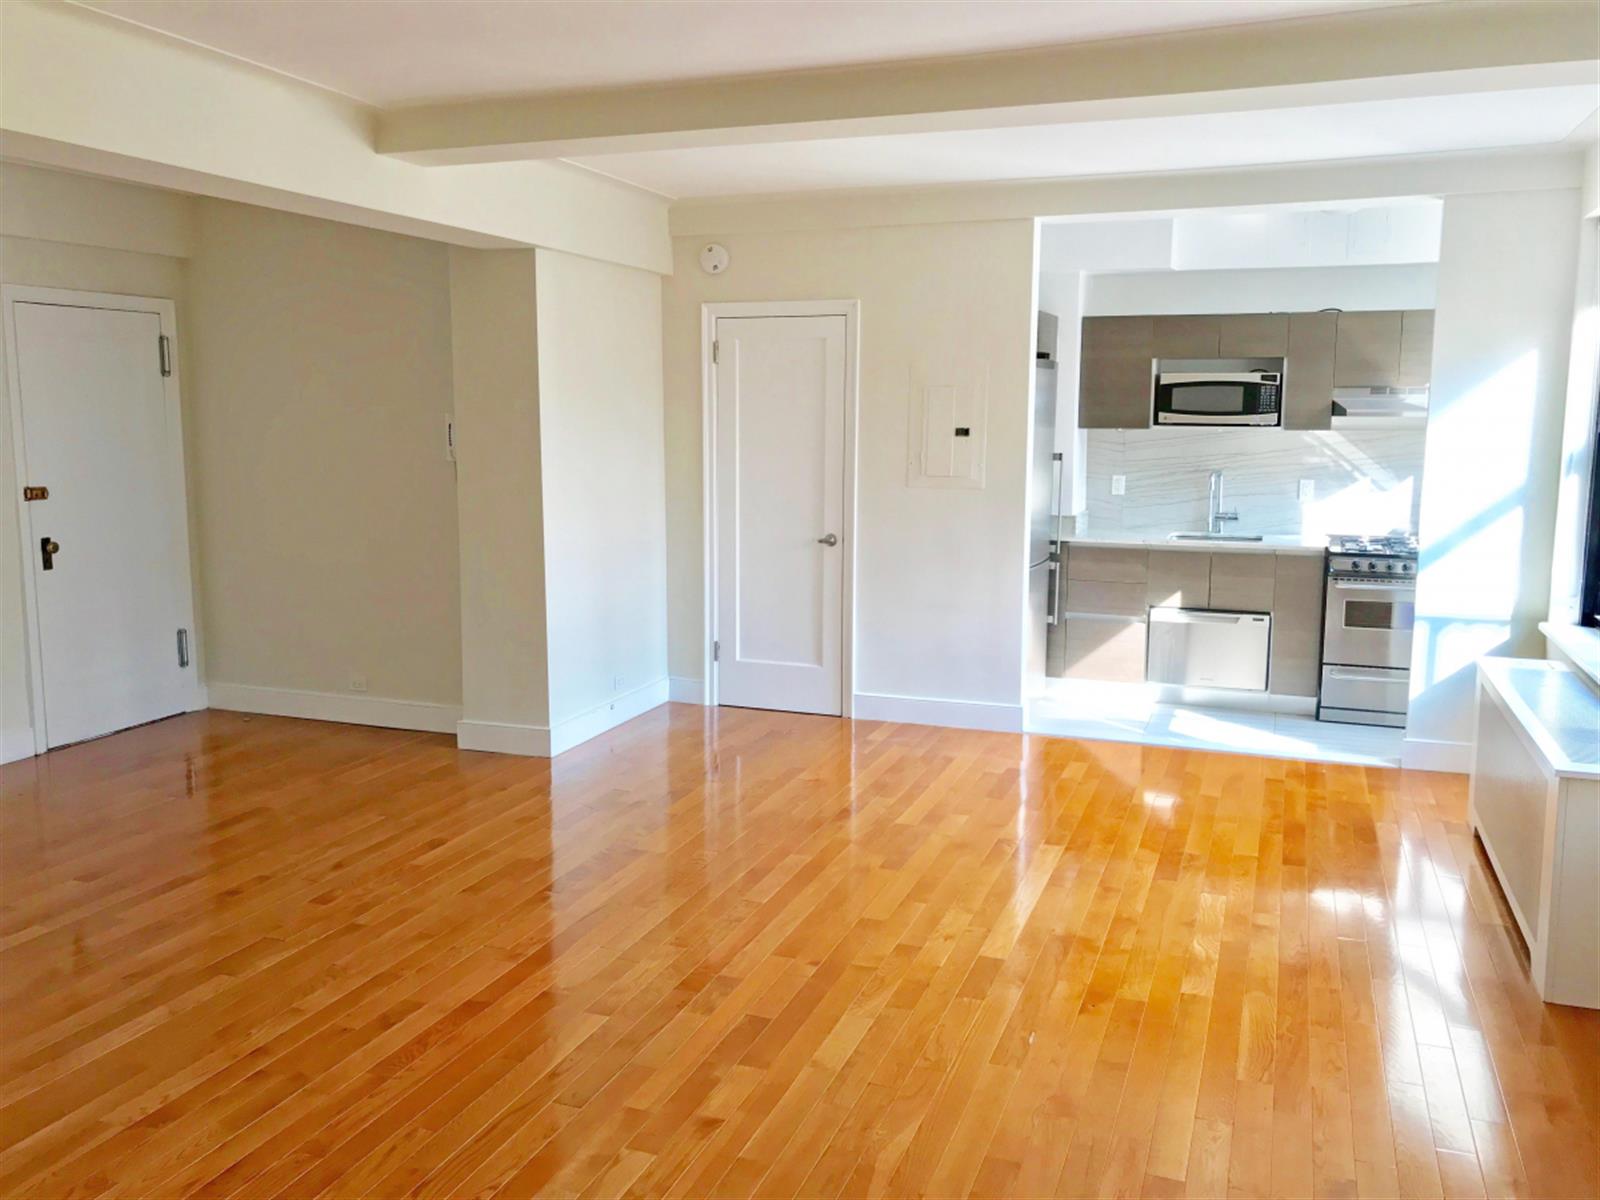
[1330,386,1429,429]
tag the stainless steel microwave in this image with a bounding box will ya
[1153,368,1282,426]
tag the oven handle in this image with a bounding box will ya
[1329,580,1415,591]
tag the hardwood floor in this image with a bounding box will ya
[1,705,1596,1199]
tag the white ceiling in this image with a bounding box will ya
[573,85,1599,198]
[73,0,1421,107]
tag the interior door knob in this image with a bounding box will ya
[816,533,838,546]
[40,537,59,570]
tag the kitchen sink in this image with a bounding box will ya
[1169,532,1266,542]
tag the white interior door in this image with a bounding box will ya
[10,298,196,749]
[714,314,846,716]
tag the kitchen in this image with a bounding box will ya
[1026,200,1439,764]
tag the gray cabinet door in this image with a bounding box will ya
[1060,615,1147,683]
[1268,555,1324,696]
[1151,315,1221,358]
[1080,317,1154,429]
[1333,310,1404,387]
[1218,313,1289,358]
[1209,553,1276,611]
[1398,309,1434,387]
[1284,312,1336,430]
[1147,550,1211,609]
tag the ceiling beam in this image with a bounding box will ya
[377,1,1600,165]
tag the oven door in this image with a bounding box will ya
[1322,577,1415,669]
[1153,373,1281,426]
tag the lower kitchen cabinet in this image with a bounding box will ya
[1269,554,1323,696]
[1053,544,1327,697]
[1209,552,1276,611]
[1146,549,1210,608]
[1060,615,1147,683]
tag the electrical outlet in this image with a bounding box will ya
[1298,479,1316,502]
[1111,474,1126,496]
[349,672,368,693]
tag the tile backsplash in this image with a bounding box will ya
[1083,426,1424,538]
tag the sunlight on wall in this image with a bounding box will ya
[1411,350,1539,698]
[1302,476,1416,539]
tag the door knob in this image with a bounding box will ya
[40,537,59,570]
[816,533,838,546]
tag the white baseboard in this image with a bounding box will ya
[456,719,551,757]
[459,678,670,759]
[669,676,706,704]
[549,677,670,755]
[1,726,38,765]
[852,690,1024,734]
[1401,735,1473,773]
[207,682,460,735]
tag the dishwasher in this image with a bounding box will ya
[1146,607,1271,691]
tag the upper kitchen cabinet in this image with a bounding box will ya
[1080,316,1154,429]
[1217,313,1289,358]
[1397,309,1435,386]
[1331,308,1436,389]
[1284,311,1337,430]
[1150,315,1220,358]
[1332,310,1404,387]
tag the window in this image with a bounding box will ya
[1582,389,1600,627]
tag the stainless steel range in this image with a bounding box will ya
[1318,532,1419,727]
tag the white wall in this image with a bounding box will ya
[1083,264,1437,315]
[662,221,1037,725]
[534,248,669,734]
[1405,188,1583,768]
[187,200,462,711]
[1547,141,1600,628]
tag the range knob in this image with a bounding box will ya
[1366,560,1378,571]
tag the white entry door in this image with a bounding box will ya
[714,314,847,716]
[8,296,198,750]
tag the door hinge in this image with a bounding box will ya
[711,339,719,365]
[158,334,173,377]
[176,628,190,668]
[713,639,720,663]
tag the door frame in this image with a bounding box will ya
[3,285,204,755]
[701,300,860,714]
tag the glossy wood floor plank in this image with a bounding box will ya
[2,707,1597,1199]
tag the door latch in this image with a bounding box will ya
[40,536,59,570]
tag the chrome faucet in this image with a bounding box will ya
[1207,470,1239,534]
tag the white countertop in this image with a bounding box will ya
[1477,657,1600,780]
[1060,530,1328,557]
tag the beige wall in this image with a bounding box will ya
[448,247,549,732]
[535,248,668,726]
[662,220,1037,712]
[187,200,461,707]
